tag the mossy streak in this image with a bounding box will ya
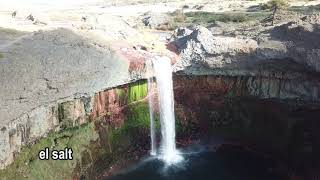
[128,80,148,103]
[0,123,98,180]
[110,102,160,147]
[0,102,157,180]
[0,81,153,180]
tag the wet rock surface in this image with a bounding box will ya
[0,80,151,178]
[173,75,320,179]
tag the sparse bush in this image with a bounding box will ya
[182,5,189,9]
[261,0,288,25]
[185,12,263,25]
[161,11,269,31]
[261,0,288,11]
[218,14,248,23]
[171,9,186,23]
[154,10,186,31]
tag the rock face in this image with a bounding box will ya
[0,28,130,127]
[173,14,320,74]
[0,28,145,169]
[142,12,173,30]
[267,14,320,72]
[173,75,320,177]
[0,80,151,178]
[170,16,320,177]
[173,74,320,102]
[173,26,258,71]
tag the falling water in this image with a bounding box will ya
[146,60,157,156]
[152,57,183,165]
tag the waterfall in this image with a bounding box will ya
[148,56,183,165]
[146,60,157,156]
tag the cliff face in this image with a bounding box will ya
[174,74,320,102]
[2,73,319,178]
[169,15,320,176]
[0,27,152,169]
[0,80,152,179]
[173,75,320,176]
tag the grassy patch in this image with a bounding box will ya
[171,11,270,27]
[128,80,148,103]
[111,102,160,145]
[288,4,320,14]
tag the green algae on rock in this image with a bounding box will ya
[0,80,154,179]
[128,80,148,103]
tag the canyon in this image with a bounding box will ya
[0,0,320,179]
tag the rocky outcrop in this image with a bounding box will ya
[173,26,258,71]
[173,75,320,178]
[172,14,320,74]
[0,27,152,169]
[173,75,320,102]
[0,80,150,178]
[267,14,320,72]
[0,28,130,127]
[142,12,173,30]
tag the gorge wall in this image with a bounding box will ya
[174,75,320,169]
[0,80,153,179]
[1,69,320,179]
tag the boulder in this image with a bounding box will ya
[142,12,173,30]
[173,26,258,72]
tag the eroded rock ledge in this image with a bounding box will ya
[0,80,151,179]
[0,28,150,170]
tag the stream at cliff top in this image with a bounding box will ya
[106,146,282,180]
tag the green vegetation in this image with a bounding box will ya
[186,12,247,23]
[171,11,270,27]
[115,88,127,106]
[0,123,99,180]
[171,10,187,23]
[0,81,154,179]
[111,102,160,147]
[0,102,155,180]
[261,0,289,25]
[261,0,289,11]
[128,80,148,103]
[0,53,3,59]
[289,4,320,14]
